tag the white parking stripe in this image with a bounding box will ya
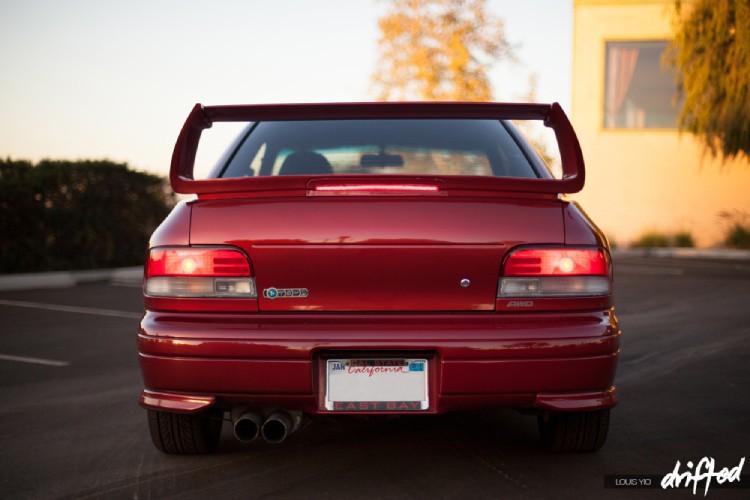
[0,353,70,367]
[0,299,142,319]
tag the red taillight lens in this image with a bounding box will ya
[309,182,442,196]
[498,247,611,298]
[314,183,439,193]
[503,248,609,277]
[145,247,256,298]
[147,248,251,277]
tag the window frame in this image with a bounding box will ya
[602,39,680,130]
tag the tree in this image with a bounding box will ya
[372,0,513,101]
[667,0,750,162]
[0,158,175,272]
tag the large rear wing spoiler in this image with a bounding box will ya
[170,102,585,194]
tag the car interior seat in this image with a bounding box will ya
[278,151,334,176]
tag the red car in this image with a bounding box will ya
[139,102,619,454]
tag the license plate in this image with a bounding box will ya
[325,358,429,411]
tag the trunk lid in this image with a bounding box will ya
[189,196,563,312]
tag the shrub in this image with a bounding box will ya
[632,231,671,248]
[673,231,695,248]
[725,224,750,249]
[718,211,750,249]
[0,158,175,273]
[631,230,695,248]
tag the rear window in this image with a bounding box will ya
[217,119,541,179]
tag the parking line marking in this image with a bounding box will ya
[0,353,70,367]
[0,299,141,319]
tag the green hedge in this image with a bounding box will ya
[0,158,175,273]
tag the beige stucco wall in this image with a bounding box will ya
[571,0,750,247]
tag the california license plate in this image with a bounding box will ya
[325,358,429,411]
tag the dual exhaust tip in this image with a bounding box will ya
[231,409,302,444]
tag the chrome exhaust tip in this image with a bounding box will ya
[231,409,263,443]
[261,411,301,444]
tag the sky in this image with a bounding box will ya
[0,0,572,178]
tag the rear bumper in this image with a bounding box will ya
[138,309,620,414]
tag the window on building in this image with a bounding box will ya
[603,41,680,129]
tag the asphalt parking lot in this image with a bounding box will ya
[1,255,748,499]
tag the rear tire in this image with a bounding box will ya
[538,409,610,452]
[147,409,223,455]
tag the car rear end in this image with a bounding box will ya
[138,102,620,454]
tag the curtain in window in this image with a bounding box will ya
[605,46,639,128]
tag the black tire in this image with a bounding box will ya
[147,409,223,455]
[538,409,610,452]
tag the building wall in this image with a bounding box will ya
[571,0,750,247]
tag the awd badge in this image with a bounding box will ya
[263,287,309,299]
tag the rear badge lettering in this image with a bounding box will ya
[507,300,534,308]
[263,287,309,299]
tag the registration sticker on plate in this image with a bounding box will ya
[325,359,429,411]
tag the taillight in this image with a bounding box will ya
[314,183,440,194]
[145,247,257,298]
[307,179,445,196]
[498,247,611,298]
